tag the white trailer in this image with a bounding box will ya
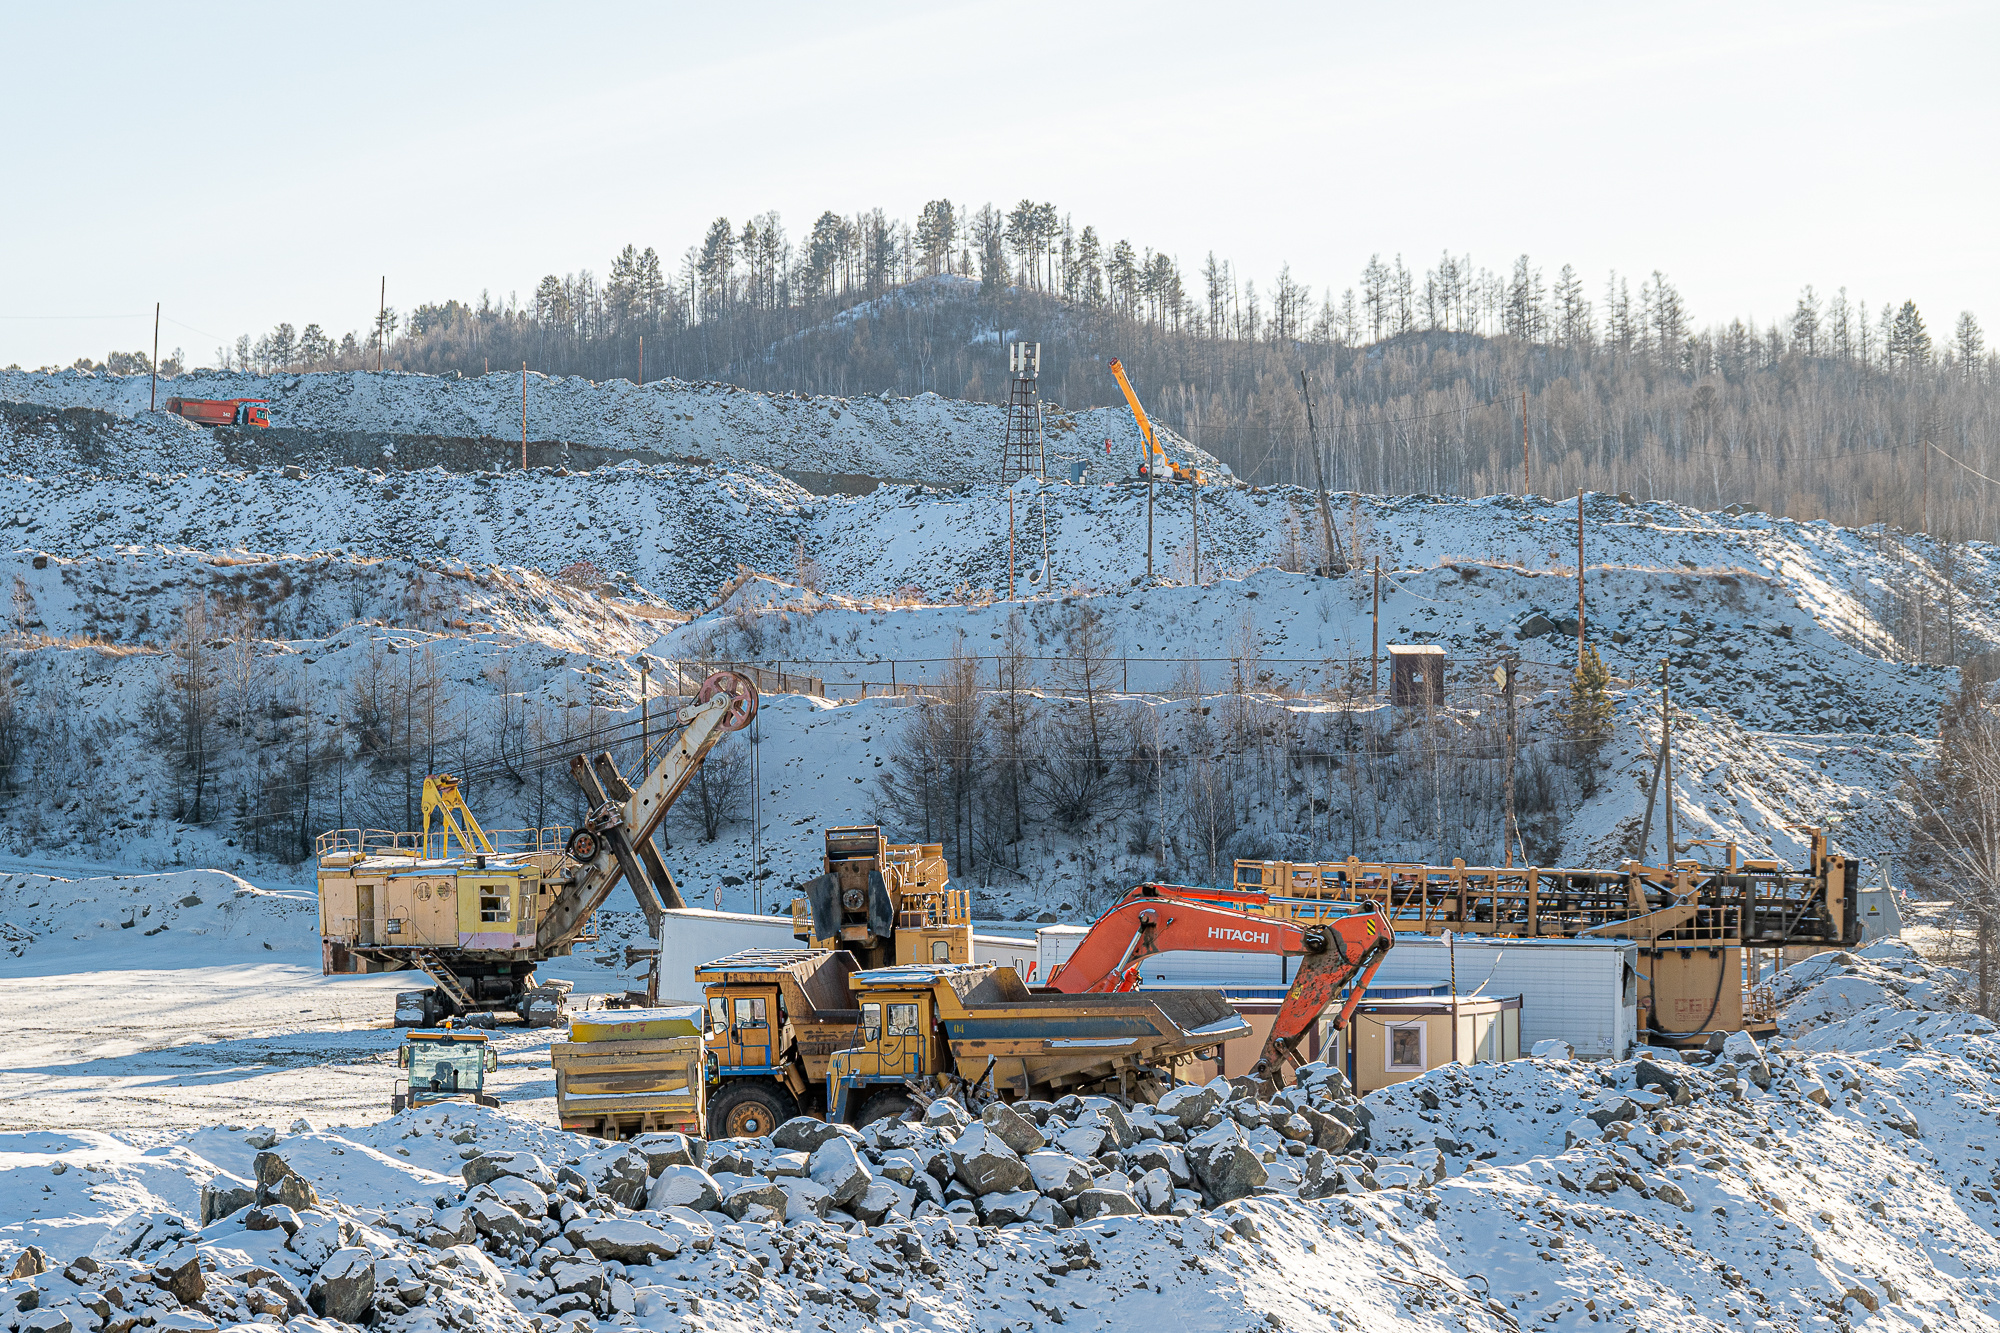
[1365,935,1639,1060]
[652,908,798,1003]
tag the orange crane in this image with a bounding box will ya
[1046,882,1393,1081]
[1108,358,1204,483]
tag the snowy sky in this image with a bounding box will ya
[3,0,1994,371]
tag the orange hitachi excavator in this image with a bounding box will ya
[1045,882,1393,1082]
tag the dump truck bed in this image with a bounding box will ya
[856,962,1249,1097]
[551,1004,705,1139]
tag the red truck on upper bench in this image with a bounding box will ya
[166,397,270,428]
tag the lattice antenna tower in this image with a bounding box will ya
[1000,341,1045,484]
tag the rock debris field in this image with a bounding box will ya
[4,941,2000,1332]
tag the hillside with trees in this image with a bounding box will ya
[152,198,1998,542]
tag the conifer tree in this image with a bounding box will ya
[1561,645,1615,773]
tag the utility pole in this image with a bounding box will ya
[639,660,650,770]
[1146,453,1155,580]
[521,363,528,470]
[1521,388,1530,495]
[1300,371,1347,574]
[1576,487,1587,675]
[1499,656,1518,867]
[378,277,387,373]
[1662,662,1675,866]
[1192,474,1201,585]
[149,303,160,411]
[1371,556,1381,697]
[1007,486,1016,600]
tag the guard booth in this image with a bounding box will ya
[1338,993,1522,1093]
[1389,645,1446,706]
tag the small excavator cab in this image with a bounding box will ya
[391,1024,500,1113]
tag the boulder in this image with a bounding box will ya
[19,1310,68,1333]
[244,1206,301,1236]
[1126,1142,1191,1187]
[849,1182,901,1225]
[419,1208,475,1249]
[1584,1099,1637,1130]
[198,1181,255,1227]
[1134,1168,1176,1214]
[467,1197,526,1243]
[1299,1108,1354,1154]
[980,1104,1046,1155]
[720,1178,789,1222]
[585,1147,650,1208]
[1635,1059,1689,1105]
[1155,1083,1224,1128]
[808,1138,873,1208]
[1023,1150,1094,1201]
[778,1177,835,1221]
[628,1133,706,1173]
[563,1218,681,1265]
[461,1151,554,1189]
[10,1247,47,1279]
[307,1247,374,1324]
[977,1190,1041,1226]
[1070,1188,1142,1221]
[772,1117,864,1154]
[1186,1124,1269,1204]
[922,1098,971,1130]
[1077,1099,1138,1149]
[1054,1123,1107,1159]
[155,1253,206,1305]
[948,1125,1031,1196]
[1026,1195,1070,1228]
[646,1165,722,1214]
[551,1262,604,1298]
[1530,1039,1575,1061]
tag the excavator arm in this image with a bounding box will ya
[1046,884,1392,1081]
[536,670,758,951]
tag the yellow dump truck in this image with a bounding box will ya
[698,950,1248,1137]
[551,1005,708,1140]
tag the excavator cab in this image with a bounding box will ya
[391,1023,500,1112]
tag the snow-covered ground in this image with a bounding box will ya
[1,913,1994,1333]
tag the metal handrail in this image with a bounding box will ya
[316,825,573,861]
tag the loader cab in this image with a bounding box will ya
[392,1025,500,1112]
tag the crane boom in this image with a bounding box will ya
[1046,882,1392,1080]
[1109,358,1196,483]
[537,670,759,951]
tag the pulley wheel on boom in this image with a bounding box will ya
[698,670,759,731]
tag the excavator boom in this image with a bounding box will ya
[1046,883,1392,1080]
[537,670,758,951]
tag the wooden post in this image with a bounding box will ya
[1576,487,1586,675]
[1371,556,1381,698]
[149,302,159,411]
[1662,661,1675,863]
[638,335,645,388]
[521,363,528,470]
[1007,487,1016,599]
[1521,388,1530,495]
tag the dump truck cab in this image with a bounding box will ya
[825,965,951,1123]
[392,1024,499,1112]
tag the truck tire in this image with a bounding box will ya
[856,1090,914,1127]
[709,1080,797,1140]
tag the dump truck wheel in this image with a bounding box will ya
[709,1081,796,1140]
[856,1090,914,1127]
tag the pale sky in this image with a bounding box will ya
[3,0,1993,372]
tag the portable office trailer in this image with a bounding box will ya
[1363,935,1637,1059]
[1340,994,1522,1093]
[973,932,1041,983]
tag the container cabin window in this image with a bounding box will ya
[1386,1022,1426,1072]
[860,1002,881,1042]
[930,940,950,963]
[478,882,510,923]
[708,997,728,1032]
[887,1003,920,1036]
[733,997,767,1029]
